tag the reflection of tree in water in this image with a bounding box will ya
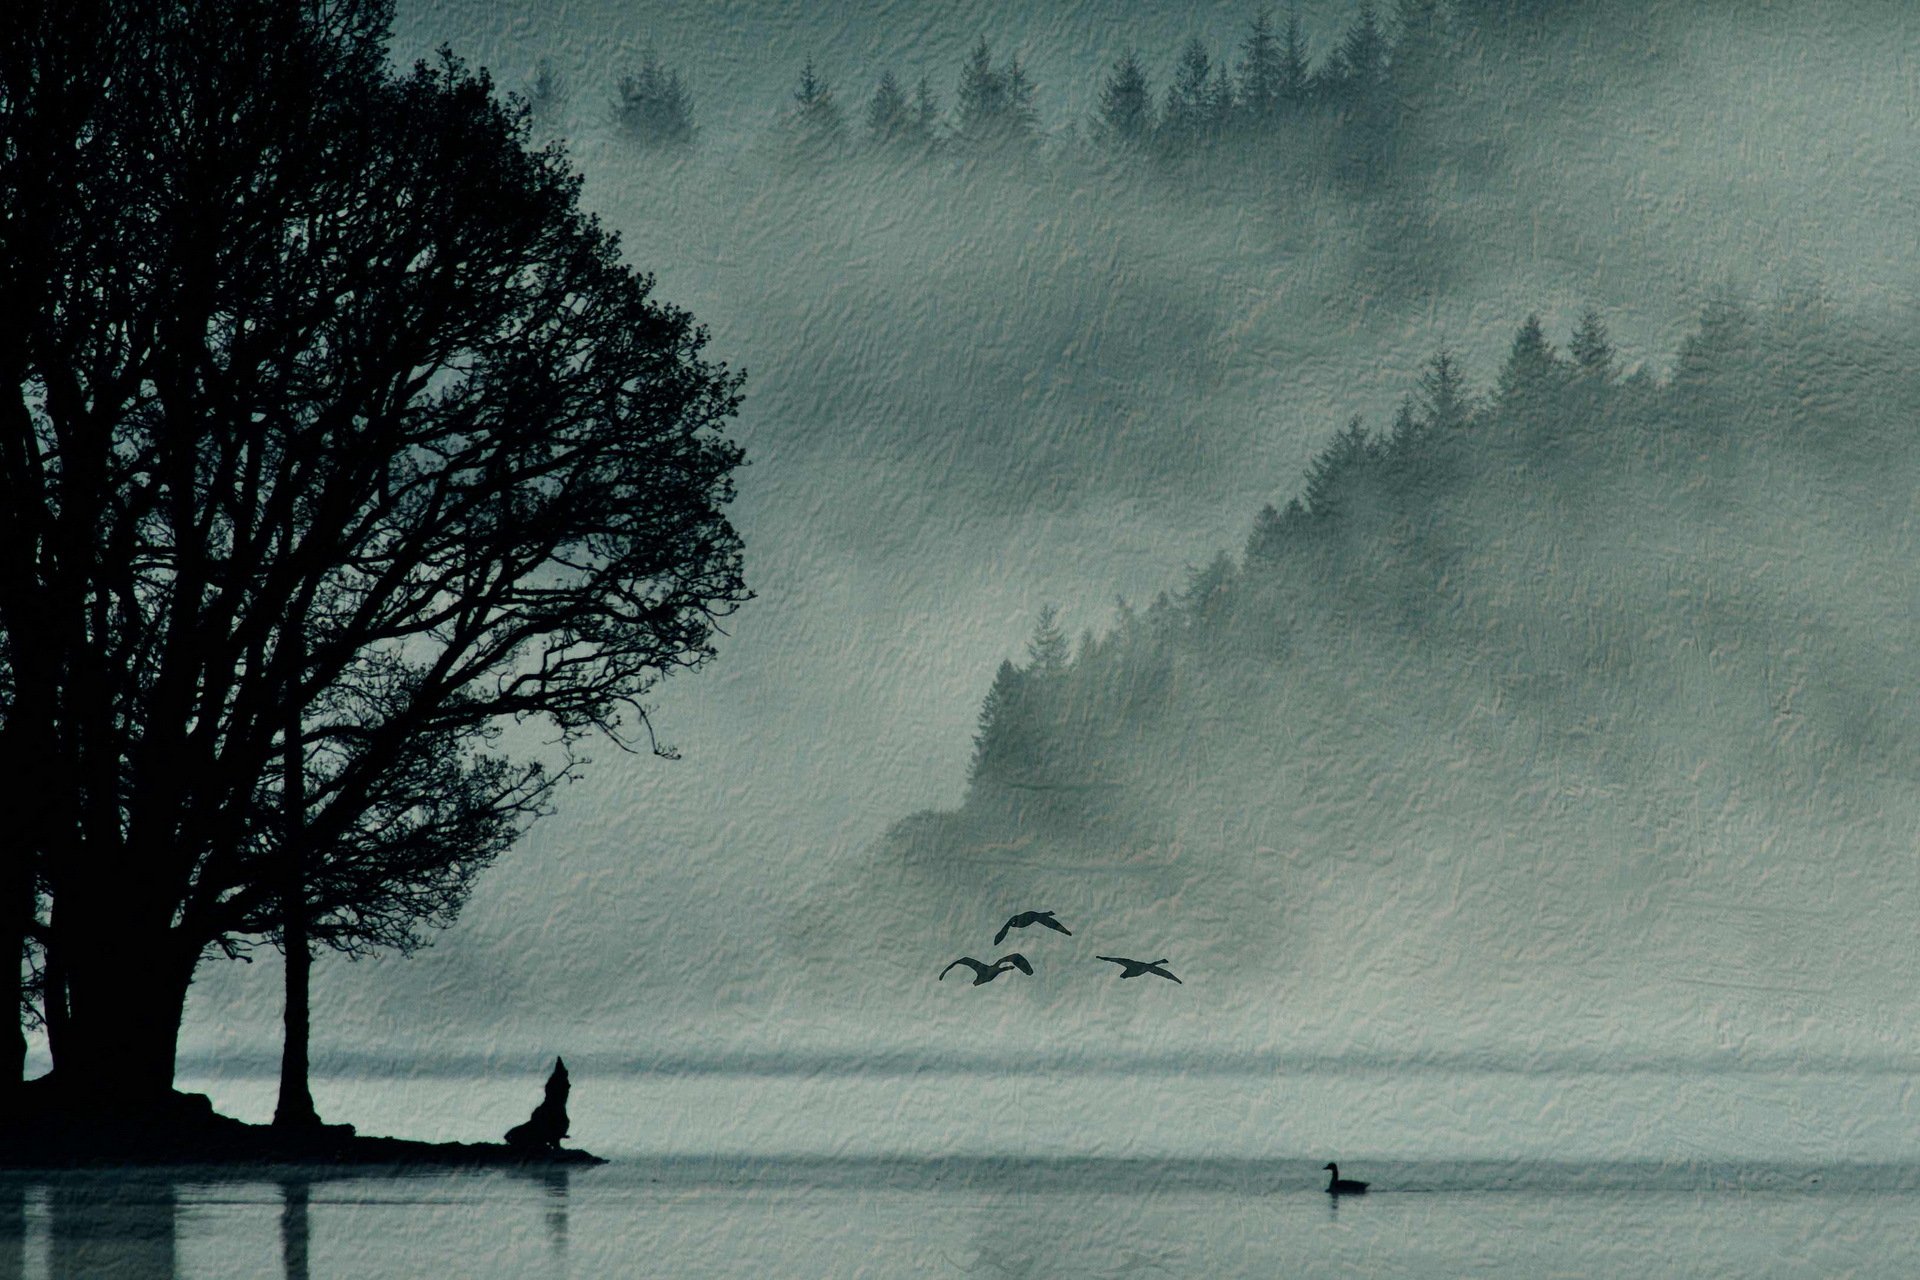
[48,1174,177,1280]
[1,1176,24,1279]
[278,1174,312,1280]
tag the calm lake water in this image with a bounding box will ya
[8,1069,1920,1276]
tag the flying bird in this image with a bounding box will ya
[993,910,1072,946]
[1323,1162,1369,1195]
[1097,956,1182,984]
[939,954,1035,985]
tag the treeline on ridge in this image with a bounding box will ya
[957,293,1915,846]
[587,2,1562,191]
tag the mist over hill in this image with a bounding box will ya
[147,0,1920,1079]
[816,297,1920,1067]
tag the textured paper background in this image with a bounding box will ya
[47,0,1916,1159]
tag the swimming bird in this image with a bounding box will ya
[939,954,1035,985]
[1323,1162,1369,1195]
[993,909,1072,946]
[1097,956,1182,983]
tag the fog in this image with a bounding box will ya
[107,0,1920,1088]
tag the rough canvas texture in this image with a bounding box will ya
[20,0,1920,1266]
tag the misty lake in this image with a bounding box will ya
[10,1067,1920,1276]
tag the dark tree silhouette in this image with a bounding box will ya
[1162,38,1225,151]
[786,57,846,159]
[0,0,747,1105]
[527,57,565,120]
[1495,313,1567,412]
[865,70,910,147]
[616,45,695,147]
[1277,7,1313,109]
[1026,604,1071,677]
[953,38,1038,159]
[1095,50,1154,151]
[910,77,942,151]
[1419,349,1474,431]
[1569,309,1615,380]
[1303,417,1378,518]
[1236,11,1286,124]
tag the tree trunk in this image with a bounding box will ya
[1,912,22,1100]
[274,629,320,1130]
[2,853,26,1098]
[273,909,319,1129]
[52,933,196,1102]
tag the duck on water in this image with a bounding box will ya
[1323,1163,1369,1195]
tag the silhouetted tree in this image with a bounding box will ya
[1303,417,1378,517]
[786,57,846,159]
[527,58,565,120]
[910,77,942,150]
[1245,500,1309,563]
[1026,605,1071,677]
[1162,37,1226,151]
[1388,393,1424,454]
[865,70,912,148]
[616,46,695,147]
[1495,313,1566,411]
[969,659,1027,786]
[953,38,1038,158]
[1675,297,1756,383]
[1333,3,1390,95]
[1237,11,1287,124]
[1569,309,1614,379]
[1419,349,1474,431]
[1095,50,1154,150]
[0,0,747,1103]
[1330,2,1393,184]
[1277,7,1313,108]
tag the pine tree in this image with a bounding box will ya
[1278,6,1312,106]
[1245,502,1287,562]
[1388,393,1423,454]
[1096,50,1154,149]
[1674,297,1757,394]
[1026,604,1071,677]
[528,58,565,118]
[787,58,845,158]
[1496,314,1566,411]
[1005,55,1040,144]
[954,38,1037,157]
[1303,416,1375,517]
[866,69,912,148]
[1335,2,1389,93]
[1162,37,1219,150]
[1418,349,1472,430]
[1569,309,1614,379]
[911,76,942,150]
[955,36,1004,151]
[969,659,1025,784]
[615,46,695,148]
[1208,62,1236,127]
[1238,11,1285,123]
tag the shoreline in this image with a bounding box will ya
[1,1084,605,1170]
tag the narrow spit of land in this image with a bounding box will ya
[0,1081,604,1169]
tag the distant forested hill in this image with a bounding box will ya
[823,297,1920,1036]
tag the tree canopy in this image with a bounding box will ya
[1,0,748,1100]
